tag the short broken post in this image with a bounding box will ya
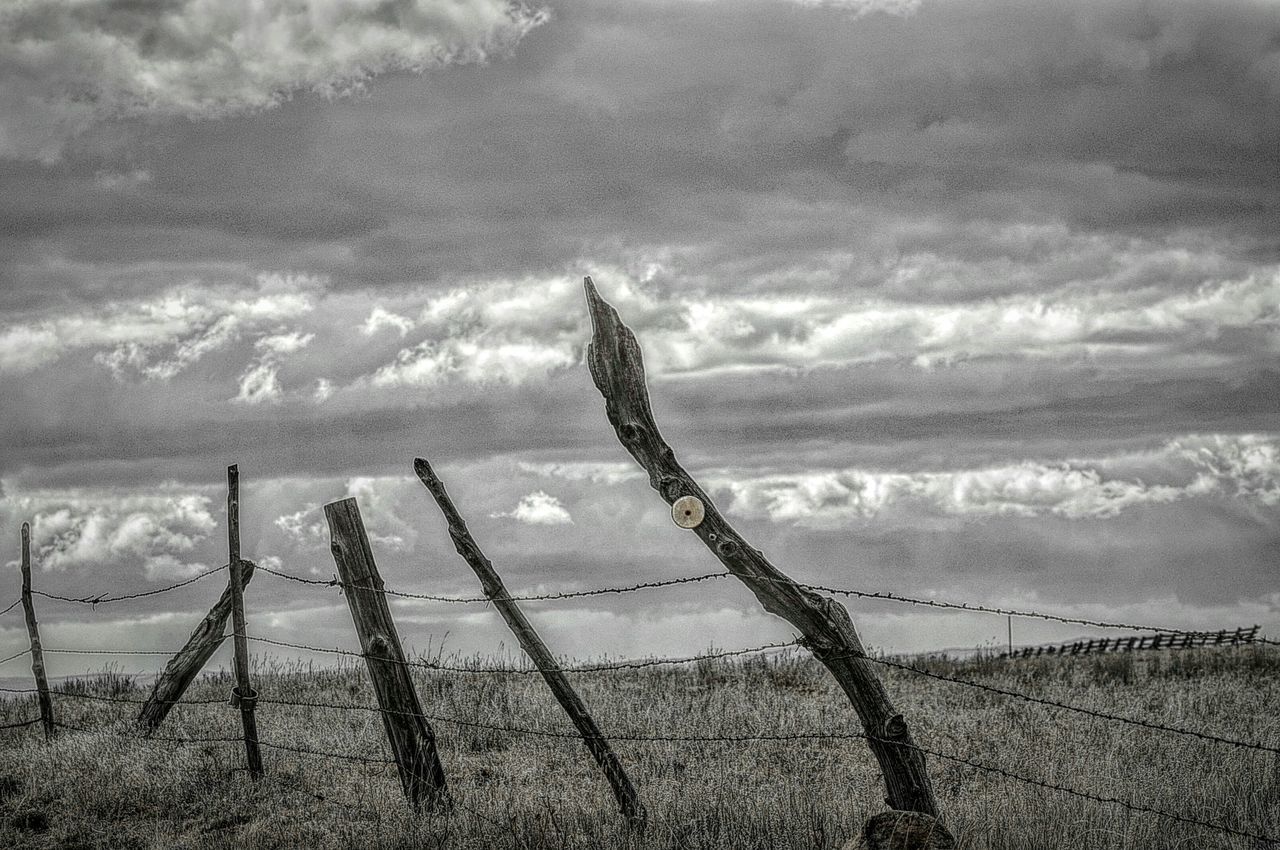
[226,465,264,778]
[326,497,449,811]
[415,458,647,828]
[20,523,55,740]
[136,558,257,731]
[583,276,939,816]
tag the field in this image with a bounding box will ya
[0,646,1277,850]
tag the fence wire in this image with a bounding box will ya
[27,697,1278,846]
[254,561,1278,647]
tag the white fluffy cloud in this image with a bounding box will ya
[0,272,321,378]
[363,267,1280,389]
[274,476,417,550]
[705,434,1280,526]
[0,0,547,161]
[8,489,217,579]
[361,306,416,338]
[234,360,282,404]
[492,491,573,525]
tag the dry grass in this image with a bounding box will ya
[0,645,1277,849]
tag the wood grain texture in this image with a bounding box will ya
[326,497,449,811]
[136,559,256,732]
[226,465,264,777]
[583,276,939,816]
[415,458,647,828]
[20,523,55,740]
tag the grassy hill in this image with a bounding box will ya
[1,646,1276,849]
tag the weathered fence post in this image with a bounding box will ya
[582,277,940,817]
[19,523,54,740]
[415,458,647,828]
[226,465,264,778]
[137,558,255,731]
[326,498,449,811]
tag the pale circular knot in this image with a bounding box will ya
[671,495,705,529]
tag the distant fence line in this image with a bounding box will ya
[998,625,1261,660]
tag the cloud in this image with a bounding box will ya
[361,307,416,338]
[255,331,314,355]
[234,361,282,404]
[708,434,1280,526]
[359,267,1279,389]
[0,272,321,377]
[0,0,548,161]
[517,461,643,486]
[492,491,573,525]
[6,489,217,579]
[275,476,417,551]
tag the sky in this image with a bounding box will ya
[0,0,1277,677]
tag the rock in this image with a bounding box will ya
[845,810,956,850]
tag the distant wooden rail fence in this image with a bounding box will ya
[999,625,1261,660]
[2,280,1278,848]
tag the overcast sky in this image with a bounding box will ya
[1,0,1277,676]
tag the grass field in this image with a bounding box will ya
[0,645,1277,849]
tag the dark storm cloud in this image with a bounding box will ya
[3,0,1279,305]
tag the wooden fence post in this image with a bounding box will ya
[226,465,264,778]
[326,498,449,811]
[19,523,54,740]
[415,458,647,827]
[582,277,939,817]
[137,558,257,731]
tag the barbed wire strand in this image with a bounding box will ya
[0,717,42,731]
[860,653,1280,756]
[256,563,725,603]
[237,633,800,674]
[43,708,1278,844]
[0,648,32,666]
[255,562,1277,646]
[30,564,229,606]
[43,648,178,656]
[18,635,1276,756]
[0,598,20,617]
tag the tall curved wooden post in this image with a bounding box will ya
[583,276,939,816]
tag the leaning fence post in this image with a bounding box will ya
[415,458,647,827]
[226,465,264,778]
[137,558,256,731]
[326,497,449,811]
[20,523,54,740]
[582,277,939,817]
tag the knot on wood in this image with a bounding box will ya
[366,634,390,657]
[716,539,739,557]
[622,422,647,443]
[882,714,908,739]
[671,495,705,529]
[658,474,684,502]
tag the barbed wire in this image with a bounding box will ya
[876,733,1278,844]
[0,648,32,666]
[256,562,726,603]
[238,633,801,674]
[0,598,20,617]
[861,654,1280,756]
[0,717,41,731]
[34,680,1279,844]
[255,562,1277,647]
[807,581,1280,647]
[30,564,229,607]
[43,647,177,656]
